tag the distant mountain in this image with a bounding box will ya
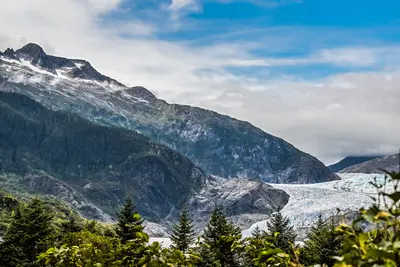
[0,43,338,184]
[328,156,382,173]
[0,91,289,230]
[340,153,400,174]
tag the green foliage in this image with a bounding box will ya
[40,230,120,266]
[170,208,196,252]
[236,222,302,267]
[60,216,84,237]
[200,206,241,267]
[4,171,400,267]
[0,197,55,266]
[300,214,343,266]
[334,171,400,266]
[115,195,144,243]
[264,212,297,254]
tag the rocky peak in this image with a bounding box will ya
[2,43,125,86]
[127,86,157,101]
[16,43,46,59]
[2,48,16,58]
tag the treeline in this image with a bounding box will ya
[1,171,400,266]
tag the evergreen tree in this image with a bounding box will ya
[201,206,241,267]
[170,208,196,252]
[301,215,343,266]
[265,212,296,253]
[251,226,263,240]
[0,198,54,266]
[116,194,144,243]
[61,216,83,236]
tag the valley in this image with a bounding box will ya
[0,43,398,266]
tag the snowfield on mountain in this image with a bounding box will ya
[0,43,337,184]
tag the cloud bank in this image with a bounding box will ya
[0,0,399,164]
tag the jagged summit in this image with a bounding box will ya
[0,42,338,183]
[2,48,16,58]
[16,43,46,59]
[1,43,124,86]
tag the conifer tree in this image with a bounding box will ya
[0,198,54,266]
[201,206,241,267]
[251,226,263,240]
[116,194,144,243]
[170,208,196,252]
[265,211,296,253]
[301,215,343,266]
[61,216,83,236]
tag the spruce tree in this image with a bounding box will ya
[265,211,296,253]
[0,198,54,266]
[251,226,263,240]
[170,208,196,252]
[61,216,83,235]
[116,194,144,243]
[201,206,241,267]
[301,215,343,266]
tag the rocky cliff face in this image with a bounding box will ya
[0,91,289,231]
[0,91,206,222]
[182,177,289,230]
[0,43,338,184]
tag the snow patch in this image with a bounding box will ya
[75,62,86,69]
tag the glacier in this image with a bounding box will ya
[243,173,387,239]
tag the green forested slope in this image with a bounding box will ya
[0,92,207,221]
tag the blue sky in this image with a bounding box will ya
[103,0,400,81]
[1,0,400,163]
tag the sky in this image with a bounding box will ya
[0,0,400,164]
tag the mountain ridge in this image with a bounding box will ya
[0,43,338,184]
[0,90,290,230]
[328,155,383,173]
[340,153,400,173]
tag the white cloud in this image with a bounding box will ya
[168,0,198,10]
[0,0,399,164]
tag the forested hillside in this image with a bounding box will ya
[0,91,206,221]
[1,172,399,266]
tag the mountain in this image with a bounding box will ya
[328,156,382,173]
[0,91,289,230]
[0,91,206,222]
[340,153,399,174]
[0,43,338,184]
[185,177,289,230]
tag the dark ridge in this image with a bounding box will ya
[328,155,384,173]
[16,43,46,58]
[1,48,16,59]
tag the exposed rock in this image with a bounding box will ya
[0,91,207,223]
[184,177,289,230]
[144,222,169,238]
[20,171,113,222]
[0,43,338,184]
